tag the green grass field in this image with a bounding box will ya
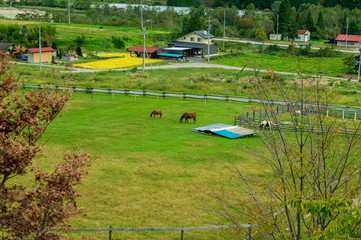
[212,51,347,77]
[30,91,269,239]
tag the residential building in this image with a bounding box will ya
[166,30,217,57]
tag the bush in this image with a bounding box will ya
[76,46,82,57]
[314,46,342,58]
[267,44,281,52]
[111,36,125,49]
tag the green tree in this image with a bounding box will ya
[305,10,315,32]
[278,0,292,35]
[316,11,325,30]
[255,26,267,42]
[349,19,360,35]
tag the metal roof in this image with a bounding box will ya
[336,34,361,42]
[27,47,55,53]
[166,41,209,49]
[194,30,215,39]
[0,42,13,51]
[297,30,309,35]
[163,47,192,51]
[158,53,182,57]
[128,46,160,53]
[192,123,255,139]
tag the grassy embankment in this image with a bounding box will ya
[29,92,268,240]
[13,63,361,107]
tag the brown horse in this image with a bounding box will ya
[180,112,196,123]
[150,110,163,118]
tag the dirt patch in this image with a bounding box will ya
[0,7,48,19]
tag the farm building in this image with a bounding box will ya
[158,47,192,61]
[25,47,55,63]
[335,34,361,48]
[128,46,160,59]
[295,30,311,42]
[166,30,218,57]
[0,42,13,51]
[270,34,281,41]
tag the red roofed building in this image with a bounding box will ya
[335,34,361,47]
[128,46,160,58]
[26,47,55,63]
[296,30,311,42]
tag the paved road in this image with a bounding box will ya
[13,60,357,82]
[214,38,360,54]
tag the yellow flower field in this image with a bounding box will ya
[96,53,125,58]
[75,54,162,70]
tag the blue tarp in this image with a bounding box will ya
[158,53,182,58]
[192,123,255,139]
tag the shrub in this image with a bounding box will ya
[111,36,125,49]
[314,46,342,57]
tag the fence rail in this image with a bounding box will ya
[20,83,361,113]
[51,224,258,240]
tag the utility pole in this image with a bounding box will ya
[10,0,12,20]
[223,10,225,50]
[276,14,279,45]
[207,17,211,64]
[38,24,42,71]
[141,0,145,73]
[68,0,71,24]
[346,17,349,53]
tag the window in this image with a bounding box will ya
[183,37,186,40]
[197,38,202,42]
[190,37,195,41]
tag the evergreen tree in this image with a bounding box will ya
[349,19,359,35]
[278,0,292,35]
[76,46,82,56]
[51,41,57,50]
[284,16,298,43]
[316,11,325,30]
[305,10,315,32]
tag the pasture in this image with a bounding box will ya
[33,91,271,239]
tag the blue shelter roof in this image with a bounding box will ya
[158,53,182,58]
[192,123,255,139]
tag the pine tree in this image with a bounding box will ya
[305,10,315,32]
[278,0,292,35]
[316,11,325,30]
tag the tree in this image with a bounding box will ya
[0,52,93,239]
[278,0,292,35]
[207,71,361,239]
[284,17,298,44]
[76,46,83,56]
[255,27,268,43]
[238,17,254,35]
[349,19,360,35]
[316,10,325,30]
[305,10,315,32]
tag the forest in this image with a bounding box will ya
[5,0,361,42]
[11,0,361,10]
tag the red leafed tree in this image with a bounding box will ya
[0,51,93,239]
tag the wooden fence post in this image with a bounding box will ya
[109,226,112,240]
[248,225,252,240]
[253,111,255,121]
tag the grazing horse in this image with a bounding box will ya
[180,112,196,123]
[260,120,276,129]
[150,110,163,118]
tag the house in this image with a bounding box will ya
[26,47,55,63]
[0,42,14,51]
[270,34,281,41]
[128,46,160,59]
[335,34,361,48]
[295,30,311,42]
[166,30,217,57]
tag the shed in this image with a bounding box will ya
[128,46,160,59]
[192,123,255,139]
[296,30,311,42]
[335,34,361,48]
[26,47,55,63]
